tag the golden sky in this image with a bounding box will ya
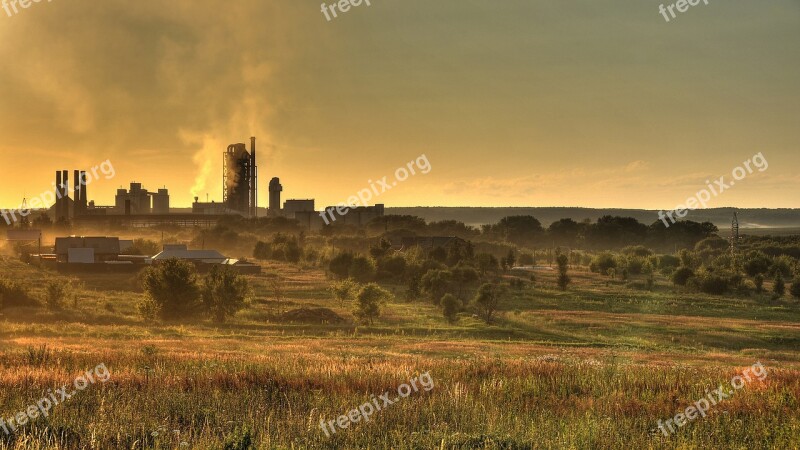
[1,0,798,210]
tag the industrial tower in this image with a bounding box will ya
[222,137,258,218]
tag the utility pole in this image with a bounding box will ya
[730,210,740,268]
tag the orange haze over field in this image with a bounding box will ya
[0,0,798,210]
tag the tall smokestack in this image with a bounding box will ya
[55,171,62,218]
[250,136,257,218]
[73,170,81,216]
[62,170,69,218]
[80,171,88,210]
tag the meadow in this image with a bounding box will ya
[0,256,799,449]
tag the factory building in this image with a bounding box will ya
[23,136,398,232]
[55,236,121,263]
[152,188,170,214]
[283,199,314,217]
[113,183,171,215]
[51,169,91,220]
[192,198,229,215]
[115,183,152,215]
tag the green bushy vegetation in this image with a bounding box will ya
[1,212,800,449]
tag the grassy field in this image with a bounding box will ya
[1,256,799,449]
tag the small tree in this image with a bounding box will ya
[421,269,454,304]
[269,277,286,302]
[774,273,786,298]
[790,279,800,300]
[556,253,571,291]
[671,267,695,286]
[329,252,354,279]
[475,253,499,276]
[405,273,422,301]
[330,279,358,306]
[349,256,376,282]
[472,283,505,324]
[253,241,271,260]
[353,283,392,325]
[202,266,249,323]
[505,250,516,269]
[140,259,201,321]
[441,293,460,323]
[44,280,72,310]
[754,274,764,293]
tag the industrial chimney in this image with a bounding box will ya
[55,171,62,219]
[62,170,69,218]
[250,136,257,218]
[80,171,88,211]
[73,170,82,216]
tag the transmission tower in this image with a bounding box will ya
[730,210,740,257]
[19,197,30,228]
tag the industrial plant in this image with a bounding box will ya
[0,135,388,272]
[11,136,384,230]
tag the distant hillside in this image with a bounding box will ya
[386,207,800,230]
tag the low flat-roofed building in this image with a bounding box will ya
[151,247,261,274]
[55,236,121,263]
[322,204,385,227]
[152,248,228,264]
[283,199,315,216]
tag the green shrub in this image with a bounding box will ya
[472,283,506,324]
[139,259,202,321]
[349,256,376,282]
[441,293,461,323]
[44,280,73,310]
[790,279,800,299]
[353,283,392,325]
[744,251,772,277]
[329,252,354,279]
[671,267,694,286]
[0,277,38,309]
[201,266,249,323]
[330,279,358,306]
[622,245,653,257]
[556,254,570,290]
[421,269,454,304]
[658,254,680,270]
[590,252,617,274]
[754,274,765,293]
[223,426,254,450]
[774,273,786,298]
[695,273,730,295]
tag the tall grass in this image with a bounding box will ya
[0,348,797,449]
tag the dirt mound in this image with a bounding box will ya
[280,307,346,324]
